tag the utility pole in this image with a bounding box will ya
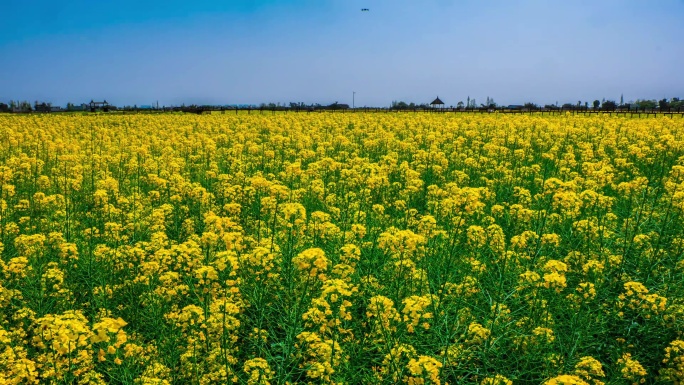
[353,92,355,109]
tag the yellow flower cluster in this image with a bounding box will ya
[466,322,491,345]
[481,374,513,385]
[573,356,605,385]
[302,278,356,336]
[379,344,442,384]
[293,247,329,280]
[618,281,667,318]
[402,295,436,333]
[659,340,684,384]
[544,374,591,385]
[616,353,647,384]
[405,355,443,385]
[294,331,343,383]
[243,358,273,385]
[542,260,568,292]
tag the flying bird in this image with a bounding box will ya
[361,8,369,11]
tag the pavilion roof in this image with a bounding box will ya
[430,97,444,105]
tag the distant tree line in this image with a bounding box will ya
[0,101,33,113]
[391,101,429,110]
[2,97,683,113]
[386,96,684,111]
[539,98,684,111]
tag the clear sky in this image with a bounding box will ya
[1,0,683,107]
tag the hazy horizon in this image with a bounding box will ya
[1,0,683,108]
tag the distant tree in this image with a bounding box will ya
[290,102,308,109]
[635,99,657,109]
[671,98,683,109]
[0,103,9,113]
[562,103,575,110]
[602,100,617,111]
[457,101,464,109]
[17,101,32,112]
[328,102,349,110]
[391,101,409,110]
[33,101,51,113]
[593,100,600,109]
[659,98,670,110]
[544,104,559,110]
[523,102,538,110]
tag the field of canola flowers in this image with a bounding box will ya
[1,112,684,385]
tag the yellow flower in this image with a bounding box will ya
[406,355,443,385]
[481,374,513,385]
[532,327,555,343]
[616,353,647,384]
[295,332,343,382]
[292,247,329,280]
[573,356,605,385]
[402,295,436,333]
[543,374,590,385]
[543,272,567,292]
[466,322,491,345]
[659,340,684,383]
[243,358,273,385]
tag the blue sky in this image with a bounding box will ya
[1,0,683,107]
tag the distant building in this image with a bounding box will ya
[430,97,445,109]
[89,100,110,112]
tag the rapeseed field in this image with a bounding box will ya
[1,112,683,384]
